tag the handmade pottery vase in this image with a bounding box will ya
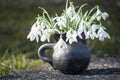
[38,34,90,74]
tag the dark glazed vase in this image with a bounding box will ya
[38,34,90,74]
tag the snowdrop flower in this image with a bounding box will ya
[54,38,67,49]
[102,12,109,20]
[66,28,78,44]
[96,9,109,21]
[41,34,49,42]
[97,27,110,41]
[27,1,110,43]
[77,20,87,39]
[40,22,47,30]
[54,16,66,30]
[27,22,41,42]
[66,4,76,18]
[41,29,55,42]
[86,24,100,39]
[70,13,80,22]
[96,9,102,16]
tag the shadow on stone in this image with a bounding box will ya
[0,74,22,80]
[80,68,120,75]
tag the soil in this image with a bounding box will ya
[0,58,120,80]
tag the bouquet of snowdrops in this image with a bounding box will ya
[27,0,110,46]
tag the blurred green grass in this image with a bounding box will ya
[0,6,41,76]
[0,0,120,77]
[0,51,43,76]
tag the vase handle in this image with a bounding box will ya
[38,43,55,66]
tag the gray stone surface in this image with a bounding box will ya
[0,58,120,80]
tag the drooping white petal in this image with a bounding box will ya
[102,12,109,20]
[40,22,47,30]
[54,16,66,30]
[70,14,80,22]
[73,31,78,41]
[40,29,55,42]
[27,22,42,42]
[85,24,100,39]
[86,30,94,39]
[66,5,76,18]
[41,35,46,42]
[66,28,78,44]
[91,24,100,31]
[77,20,88,39]
[96,9,102,21]
[97,16,102,21]
[54,38,67,49]
[27,33,35,41]
[97,27,110,41]
[96,9,102,16]
[36,35,39,42]
[96,9,109,21]
[56,21,66,27]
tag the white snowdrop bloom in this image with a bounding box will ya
[96,9,109,21]
[66,28,78,44]
[55,16,66,24]
[66,5,76,18]
[96,9,102,21]
[97,27,110,41]
[77,20,87,39]
[96,9,102,16]
[40,22,47,29]
[102,12,109,20]
[86,24,100,39]
[77,26,84,39]
[91,24,100,31]
[54,38,67,49]
[40,35,46,42]
[54,16,66,30]
[41,29,55,42]
[27,22,41,42]
[70,13,80,22]
[56,21,66,28]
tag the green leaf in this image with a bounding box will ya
[88,6,97,16]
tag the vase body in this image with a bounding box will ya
[53,41,90,74]
[38,36,90,74]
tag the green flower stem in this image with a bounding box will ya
[39,7,54,28]
[77,4,87,15]
[66,0,69,11]
[88,6,97,16]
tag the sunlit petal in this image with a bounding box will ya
[54,38,67,49]
[102,12,109,20]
